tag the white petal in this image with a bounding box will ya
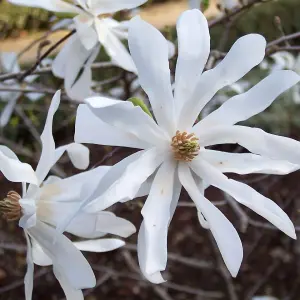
[200,149,298,175]
[54,143,90,170]
[35,91,60,184]
[73,238,125,252]
[74,15,98,50]
[85,97,168,147]
[0,146,37,184]
[190,158,296,239]
[0,52,20,73]
[128,16,175,135]
[53,267,84,300]
[196,71,300,131]
[179,34,266,129]
[174,9,210,116]
[75,104,150,149]
[31,239,53,266]
[139,160,180,282]
[28,221,96,289]
[40,165,110,203]
[64,37,99,102]
[89,0,147,15]
[8,0,80,13]
[178,163,243,277]
[19,198,37,229]
[24,231,34,300]
[95,19,136,73]
[0,94,19,127]
[199,125,300,165]
[86,147,164,212]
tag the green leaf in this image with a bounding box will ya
[202,0,209,11]
[128,97,153,118]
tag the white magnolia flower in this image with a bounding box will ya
[0,90,108,299]
[0,52,44,127]
[74,10,300,282]
[8,0,147,101]
[260,52,300,103]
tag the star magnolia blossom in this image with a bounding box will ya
[260,52,300,104]
[8,0,147,101]
[0,52,44,127]
[0,90,136,299]
[75,10,300,282]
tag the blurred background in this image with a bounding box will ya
[1,0,300,299]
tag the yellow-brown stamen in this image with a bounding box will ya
[171,130,200,162]
[0,191,21,221]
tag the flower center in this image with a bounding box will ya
[0,191,21,221]
[171,130,200,162]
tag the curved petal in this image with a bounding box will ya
[74,15,98,51]
[8,0,80,13]
[85,147,165,212]
[40,165,110,203]
[128,16,175,136]
[179,34,267,130]
[174,9,210,117]
[75,104,151,149]
[196,70,300,131]
[198,125,300,165]
[86,97,168,147]
[139,160,180,282]
[32,239,53,266]
[89,0,147,15]
[178,163,243,277]
[73,238,125,252]
[190,158,296,239]
[95,19,136,73]
[0,94,19,128]
[53,267,84,300]
[200,149,298,175]
[0,147,37,184]
[35,91,60,184]
[24,231,34,300]
[64,37,99,102]
[28,221,96,289]
[54,143,90,170]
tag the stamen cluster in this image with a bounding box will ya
[171,130,200,162]
[0,191,21,221]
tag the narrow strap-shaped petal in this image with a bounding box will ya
[75,104,151,149]
[95,19,137,73]
[128,16,175,136]
[0,93,19,128]
[200,149,298,175]
[53,143,90,170]
[139,160,181,283]
[190,157,296,238]
[178,163,243,277]
[174,9,210,118]
[73,238,125,252]
[89,0,147,15]
[35,91,60,184]
[0,146,37,184]
[179,34,266,130]
[85,97,169,147]
[198,125,300,165]
[85,147,165,212]
[31,239,53,266]
[24,231,34,300]
[8,0,81,13]
[28,221,96,289]
[196,70,300,131]
[53,267,84,300]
